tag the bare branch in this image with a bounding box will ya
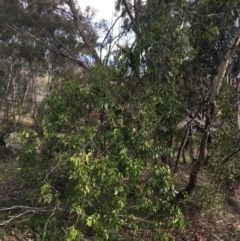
[222,144,240,164]
[100,15,122,60]
[0,210,35,226]
[0,206,54,226]
[103,31,126,64]
[43,208,56,232]
[67,0,101,64]
[0,205,53,212]
[122,0,136,28]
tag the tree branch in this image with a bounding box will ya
[0,20,90,71]
[222,144,240,164]
[100,15,122,60]
[122,0,135,24]
[210,27,240,105]
[0,206,54,226]
[0,210,35,226]
[67,0,101,64]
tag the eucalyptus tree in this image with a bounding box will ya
[0,0,109,70]
[114,0,240,202]
[1,0,240,240]
[174,0,240,199]
[0,0,110,127]
[0,32,30,129]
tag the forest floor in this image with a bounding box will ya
[173,163,240,241]
[0,148,240,241]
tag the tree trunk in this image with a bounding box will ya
[189,126,196,163]
[67,0,101,64]
[237,77,240,131]
[174,124,190,172]
[30,61,38,130]
[0,65,11,118]
[175,27,240,202]
[9,61,17,131]
[18,73,30,123]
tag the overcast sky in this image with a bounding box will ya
[79,0,115,22]
[78,0,132,58]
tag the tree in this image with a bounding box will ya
[0,0,107,70]
[1,0,240,240]
[176,27,240,201]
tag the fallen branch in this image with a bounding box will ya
[0,210,35,226]
[0,205,54,226]
[0,205,53,212]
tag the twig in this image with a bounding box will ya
[43,208,56,232]
[100,15,122,60]
[222,144,240,164]
[0,205,53,212]
[0,210,35,226]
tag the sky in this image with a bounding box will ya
[78,0,123,60]
[79,0,115,22]
[78,0,134,60]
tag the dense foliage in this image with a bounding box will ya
[0,0,240,240]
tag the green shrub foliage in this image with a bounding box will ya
[18,66,185,240]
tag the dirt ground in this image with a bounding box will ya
[173,163,240,241]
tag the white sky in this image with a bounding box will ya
[79,0,115,22]
[78,0,134,59]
